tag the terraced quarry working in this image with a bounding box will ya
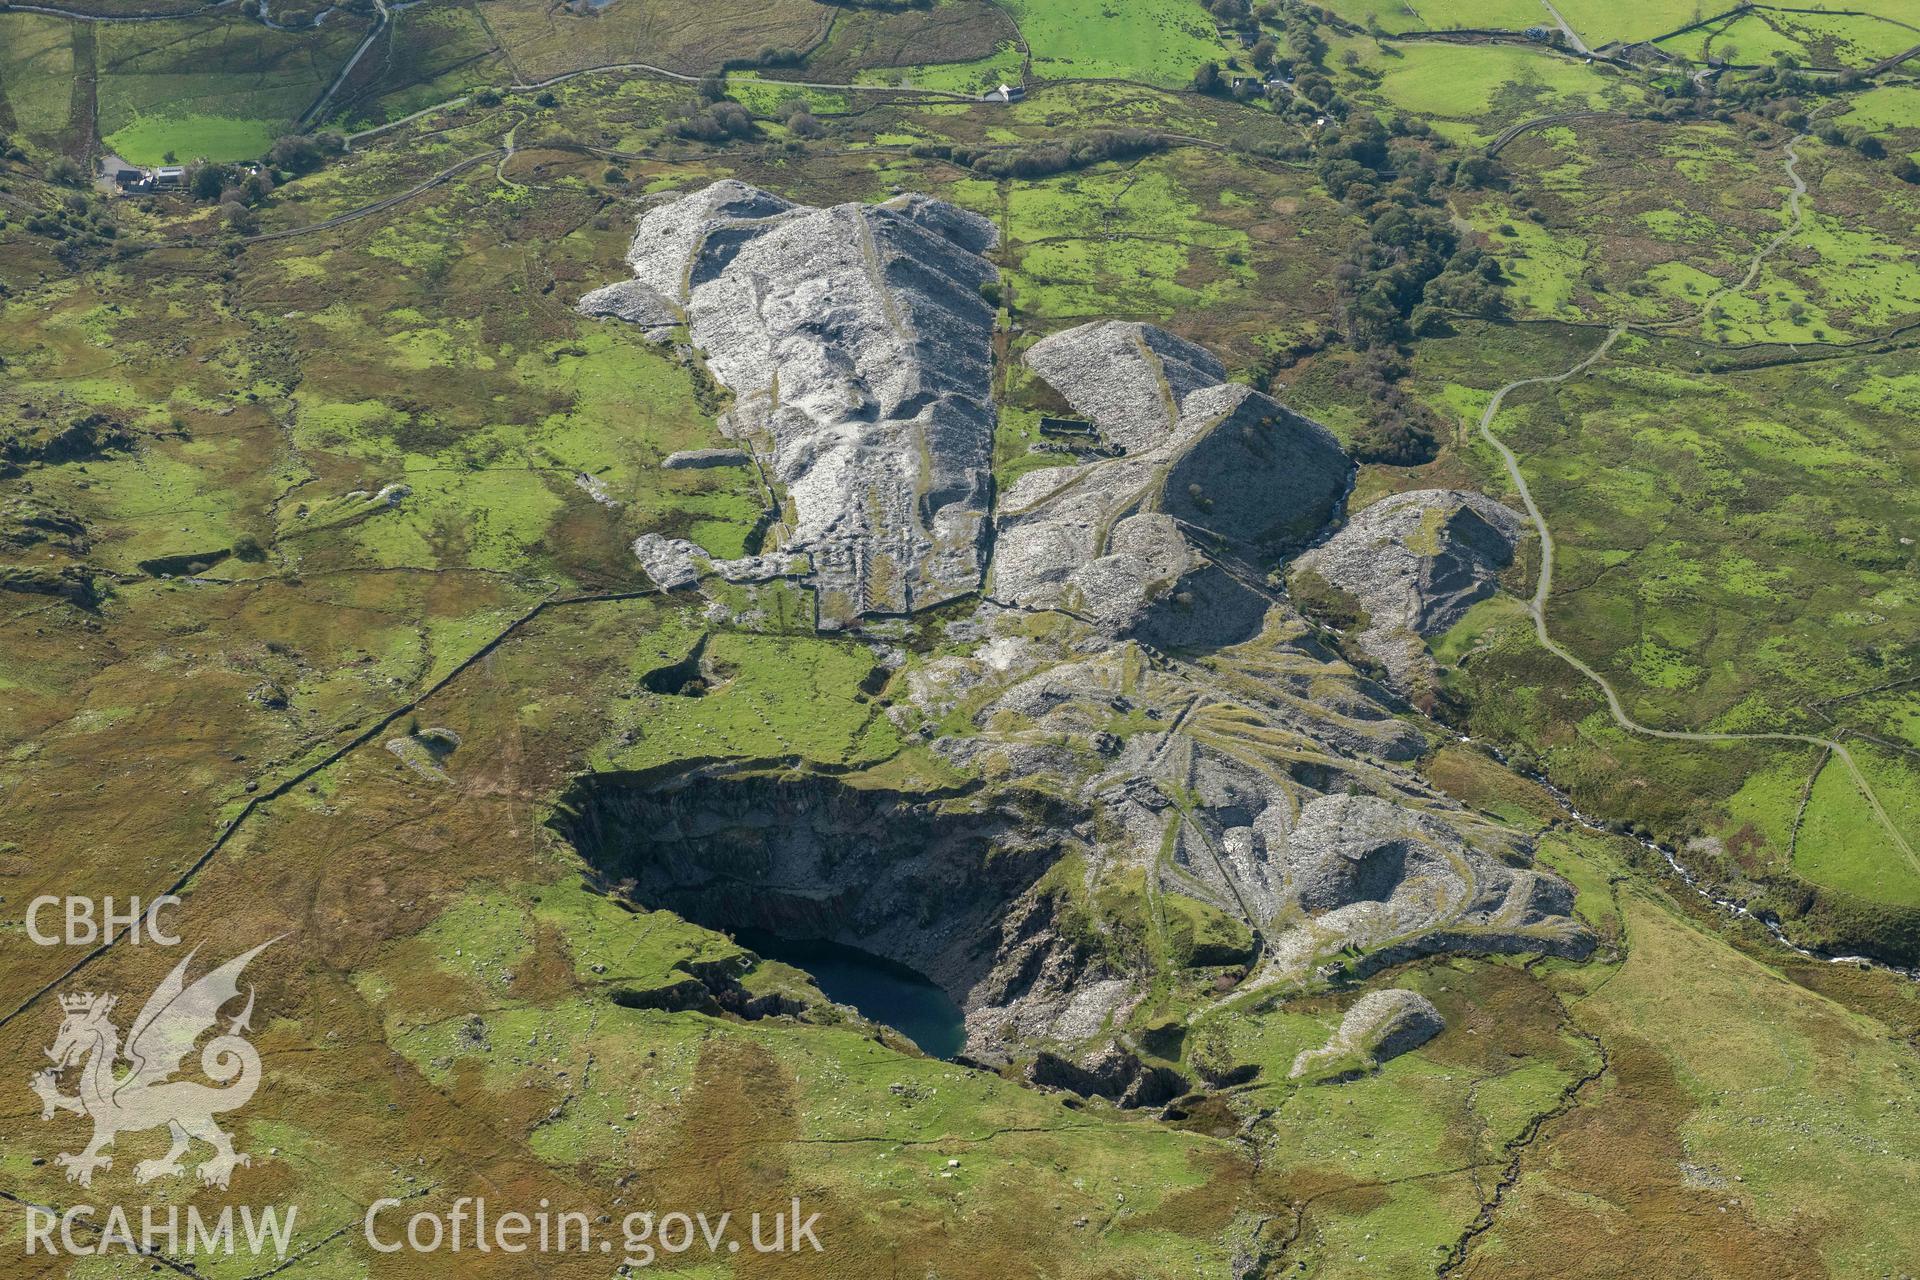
[4,1,1920,1277]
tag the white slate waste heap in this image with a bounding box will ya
[581,180,1002,628]
[1294,488,1526,696]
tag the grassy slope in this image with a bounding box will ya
[95,16,370,164]
[1794,745,1920,906]
[1000,0,1237,86]
[1317,0,1550,35]
[0,15,77,150]
[478,0,830,80]
[1469,837,1920,1279]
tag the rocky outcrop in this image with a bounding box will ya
[1028,1044,1190,1109]
[1289,989,1444,1081]
[630,533,804,593]
[1,497,89,553]
[1024,320,1226,454]
[1,411,134,473]
[1294,489,1526,695]
[992,321,1350,647]
[0,564,99,607]
[586,180,1001,629]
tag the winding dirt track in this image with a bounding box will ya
[1474,331,1920,878]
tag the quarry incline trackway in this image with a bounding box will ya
[1475,330,1920,880]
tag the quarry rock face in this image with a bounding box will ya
[1290,989,1445,1080]
[585,180,1001,629]
[1296,488,1526,695]
[993,320,1351,648]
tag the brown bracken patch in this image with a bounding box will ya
[1459,1035,1828,1280]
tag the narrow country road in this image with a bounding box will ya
[297,0,387,127]
[1538,0,1589,54]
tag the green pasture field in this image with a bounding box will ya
[1000,0,1237,86]
[1841,82,1920,132]
[1341,36,1631,139]
[1658,7,1920,68]
[1655,8,1792,66]
[1546,0,1704,46]
[95,16,370,163]
[1827,687,1920,749]
[1792,745,1920,906]
[105,113,279,165]
[853,41,1026,94]
[0,14,77,150]
[1317,0,1551,34]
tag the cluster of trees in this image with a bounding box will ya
[774,97,826,138]
[1234,3,1508,345]
[661,83,832,148]
[672,100,757,142]
[1193,2,1330,107]
[266,131,344,174]
[669,76,761,143]
[734,45,805,68]
[1811,122,1916,181]
[911,129,1171,179]
[1207,0,1295,28]
[1332,349,1443,464]
[177,132,335,232]
[43,155,85,186]
[1642,61,1914,181]
[1314,113,1508,346]
[1679,66,1913,180]
[1192,0,1505,461]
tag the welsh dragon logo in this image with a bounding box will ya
[29,939,274,1189]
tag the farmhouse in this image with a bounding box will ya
[983,83,1026,103]
[110,163,189,197]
